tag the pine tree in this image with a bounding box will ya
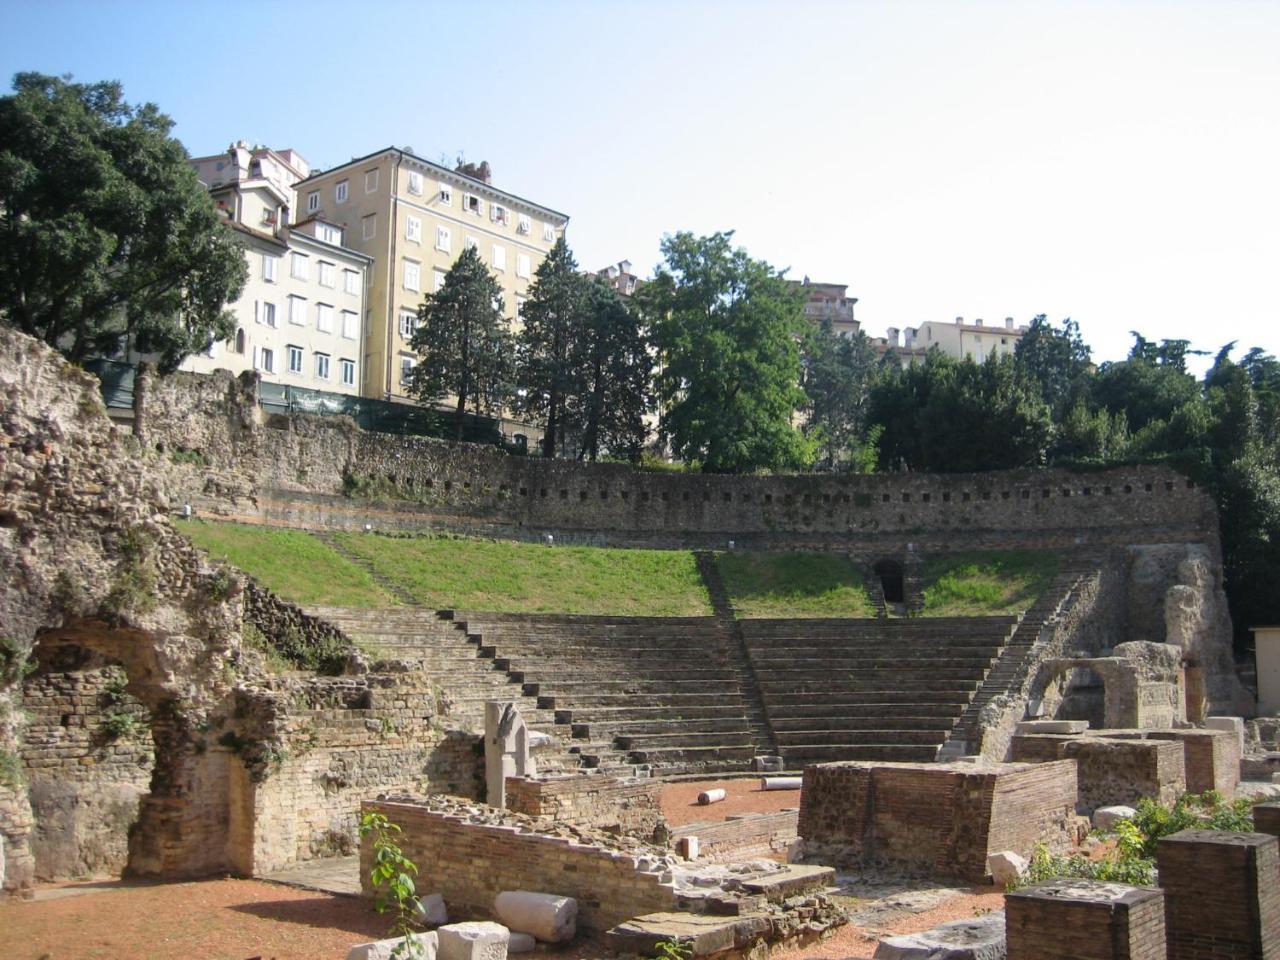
[801,321,878,470]
[571,279,652,462]
[514,238,586,458]
[408,246,512,441]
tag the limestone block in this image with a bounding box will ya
[494,890,577,943]
[873,913,1006,959]
[507,933,536,954]
[1205,716,1245,754]
[1016,720,1089,735]
[437,922,510,960]
[348,931,438,960]
[414,893,448,927]
[986,851,1027,888]
[1092,806,1137,831]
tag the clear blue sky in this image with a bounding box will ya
[4,0,1278,372]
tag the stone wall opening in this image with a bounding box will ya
[1039,665,1107,729]
[873,559,905,603]
[21,640,154,880]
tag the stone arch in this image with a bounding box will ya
[872,558,905,603]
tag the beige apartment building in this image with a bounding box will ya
[875,316,1029,366]
[182,143,371,396]
[791,279,859,339]
[294,148,570,404]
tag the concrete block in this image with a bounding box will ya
[348,932,438,960]
[752,755,785,773]
[437,921,510,960]
[1205,716,1245,754]
[1016,720,1090,735]
[414,893,448,927]
[493,891,577,943]
[506,933,536,954]
[1092,806,1137,831]
[873,913,1006,959]
[986,851,1027,888]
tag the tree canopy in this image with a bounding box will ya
[408,245,513,440]
[801,321,879,470]
[642,231,813,474]
[0,73,247,371]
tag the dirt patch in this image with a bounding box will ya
[660,778,800,827]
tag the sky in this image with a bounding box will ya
[3,0,1278,373]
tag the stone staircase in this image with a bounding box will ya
[739,616,1020,766]
[302,606,582,775]
[935,562,1100,759]
[453,611,764,776]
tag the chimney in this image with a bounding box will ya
[955,316,964,326]
[975,318,984,327]
[886,327,900,347]
[1005,317,1014,329]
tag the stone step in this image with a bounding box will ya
[556,704,749,723]
[526,678,746,695]
[771,715,961,731]
[779,743,940,763]
[480,643,734,659]
[764,690,972,706]
[746,644,1003,658]
[627,744,759,765]
[577,717,751,737]
[772,729,947,747]
[766,701,963,719]
[757,676,980,691]
[500,663,737,681]
[615,729,756,750]
[749,657,997,672]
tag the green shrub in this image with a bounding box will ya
[99,710,139,739]
[0,747,25,789]
[1127,790,1255,858]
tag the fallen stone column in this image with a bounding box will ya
[697,788,727,805]
[761,776,803,791]
[493,891,577,943]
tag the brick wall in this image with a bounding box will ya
[1255,803,1280,839]
[797,760,1079,882]
[1011,734,1186,813]
[1142,729,1240,796]
[504,775,662,837]
[360,797,677,932]
[1005,879,1166,960]
[1157,829,1280,959]
[671,812,800,863]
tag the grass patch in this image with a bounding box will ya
[717,551,873,618]
[331,534,713,616]
[179,521,395,608]
[920,549,1059,616]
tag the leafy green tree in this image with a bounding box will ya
[801,321,878,470]
[570,278,652,462]
[1093,334,1201,433]
[1014,315,1093,419]
[0,73,247,371]
[642,231,814,473]
[408,246,513,441]
[514,237,588,458]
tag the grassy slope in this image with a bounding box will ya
[179,521,394,608]
[717,551,874,618]
[331,533,714,616]
[920,549,1060,616]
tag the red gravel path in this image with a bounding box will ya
[660,777,800,826]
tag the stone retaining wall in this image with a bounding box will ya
[798,760,1081,881]
[360,796,677,932]
[671,812,800,863]
[504,775,663,837]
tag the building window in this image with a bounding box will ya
[400,355,416,384]
[316,303,334,333]
[436,226,451,253]
[399,311,417,339]
[364,169,379,193]
[464,193,482,216]
[434,269,447,292]
[259,301,277,328]
[262,253,278,282]
[361,214,376,240]
[405,215,422,243]
[335,180,349,203]
[317,223,342,245]
[515,295,526,321]
[466,235,478,250]
[341,310,358,339]
[288,295,306,325]
[492,245,506,271]
[318,261,335,288]
[306,191,319,213]
[438,181,452,205]
[340,358,356,386]
[542,223,555,242]
[290,252,308,280]
[490,204,509,226]
[315,352,330,379]
[232,328,246,354]
[403,259,421,292]
[258,346,275,373]
[287,345,304,374]
[516,254,531,279]
[344,269,359,295]
[517,214,531,235]
[407,171,423,195]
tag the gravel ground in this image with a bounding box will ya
[660,777,801,826]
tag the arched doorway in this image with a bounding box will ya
[873,559,905,603]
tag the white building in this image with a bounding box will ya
[181,143,371,396]
[877,316,1029,366]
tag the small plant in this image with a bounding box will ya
[0,747,25,789]
[361,811,430,959]
[652,937,692,960]
[99,710,139,740]
[1126,790,1255,858]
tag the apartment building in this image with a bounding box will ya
[791,278,859,339]
[597,259,643,297]
[293,148,570,403]
[181,144,371,396]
